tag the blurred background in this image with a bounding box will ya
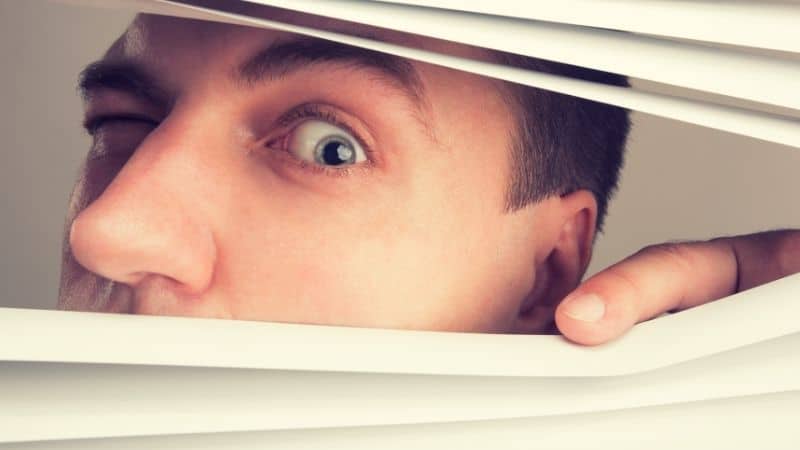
[2,1,799,309]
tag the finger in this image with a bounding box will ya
[555,229,800,346]
[555,240,739,345]
[720,230,800,291]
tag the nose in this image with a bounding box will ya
[69,126,217,297]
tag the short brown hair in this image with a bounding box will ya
[496,54,631,231]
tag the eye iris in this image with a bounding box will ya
[316,137,355,166]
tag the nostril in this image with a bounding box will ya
[127,271,151,287]
[68,198,217,297]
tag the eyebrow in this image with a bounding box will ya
[78,61,171,108]
[78,36,428,113]
[237,36,427,107]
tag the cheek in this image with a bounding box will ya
[203,95,521,331]
[212,182,448,327]
[212,173,520,331]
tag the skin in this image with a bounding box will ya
[556,231,800,344]
[61,13,592,334]
[60,11,800,343]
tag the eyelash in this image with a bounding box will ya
[83,113,160,135]
[83,105,375,178]
[266,103,375,177]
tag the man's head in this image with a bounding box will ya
[59,8,629,334]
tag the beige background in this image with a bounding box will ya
[2,1,799,310]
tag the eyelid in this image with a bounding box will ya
[270,103,375,160]
[83,113,160,135]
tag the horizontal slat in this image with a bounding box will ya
[240,0,800,111]
[2,331,798,443]
[55,0,800,149]
[372,0,800,54]
[5,392,800,449]
[3,273,800,376]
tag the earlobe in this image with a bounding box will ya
[512,190,598,334]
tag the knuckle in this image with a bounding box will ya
[604,269,641,296]
[639,242,698,274]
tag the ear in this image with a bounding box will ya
[511,190,598,334]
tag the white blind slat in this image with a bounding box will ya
[55,0,800,148]
[4,392,799,449]
[4,271,800,376]
[372,0,800,54]
[241,0,800,111]
[2,331,798,443]
[71,0,800,149]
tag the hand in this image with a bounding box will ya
[555,229,800,345]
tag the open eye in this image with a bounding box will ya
[286,120,367,167]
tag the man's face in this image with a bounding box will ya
[59,12,571,333]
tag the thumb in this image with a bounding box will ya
[554,241,738,345]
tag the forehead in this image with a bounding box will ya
[95,10,517,162]
[107,11,498,89]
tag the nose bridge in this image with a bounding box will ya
[95,104,220,231]
[112,115,208,208]
[69,109,219,295]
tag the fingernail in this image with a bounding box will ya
[562,294,606,322]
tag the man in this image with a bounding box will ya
[59,5,799,345]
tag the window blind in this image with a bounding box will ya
[374,0,800,53]
[244,0,800,110]
[2,274,800,448]
[4,1,800,448]
[64,0,800,148]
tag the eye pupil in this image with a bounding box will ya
[318,139,355,166]
[288,120,365,169]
